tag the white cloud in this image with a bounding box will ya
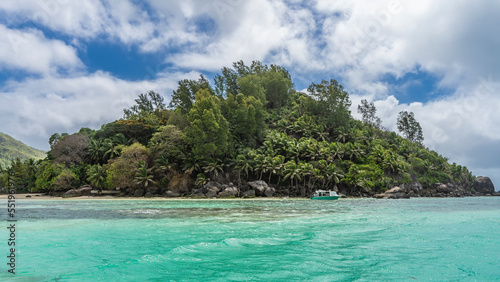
[0,0,106,38]
[0,25,82,75]
[163,0,323,71]
[0,70,200,150]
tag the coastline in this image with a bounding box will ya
[0,193,310,201]
[1,193,497,201]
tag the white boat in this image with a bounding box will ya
[311,190,340,200]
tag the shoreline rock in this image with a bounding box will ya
[54,175,498,199]
[474,177,495,195]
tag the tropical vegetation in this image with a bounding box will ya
[0,61,476,197]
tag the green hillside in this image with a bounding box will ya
[0,132,46,169]
[0,61,485,196]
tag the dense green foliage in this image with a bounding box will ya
[0,133,46,169]
[0,61,476,196]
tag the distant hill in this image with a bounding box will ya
[0,132,46,169]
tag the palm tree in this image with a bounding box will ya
[311,168,323,190]
[253,154,266,180]
[268,155,285,185]
[234,154,253,181]
[203,159,224,180]
[300,162,314,194]
[324,163,344,190]
[286,139,300,160]
[262,156,274,182]
[349,128,364,143]
[329,142,344,162]
[306,139,320,161]
[422,159,435,173]
[315,127,329,141]
[335,126,350,143]
[112,133,131,146]
[102,138,122,160]
[88,139,104,164]
[284,160,302,193]
[135,161,155,188]
[382,151,405,174]
[345,142,363,161]
[370,145,385,164]
[87,164,106,192]
[155,155,172,173]
[183,157,202,175]
[195,173,209,186]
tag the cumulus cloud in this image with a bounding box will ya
[0,25,82,75]
[0,70,200,150]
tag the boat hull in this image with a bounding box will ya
[311,196,339,200]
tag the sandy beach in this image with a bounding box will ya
[0,193,303,200]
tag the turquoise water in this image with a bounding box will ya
[2,197,500,281]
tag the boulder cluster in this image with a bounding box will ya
[59,176,496,199]
[185,180,276,199]
[62,185,92,198]
[374,176,497,199]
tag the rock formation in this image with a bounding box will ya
[62,186,92,198]
[248,180,268,196]
[474,176,495,195]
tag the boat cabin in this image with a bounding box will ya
[313,190,338,197]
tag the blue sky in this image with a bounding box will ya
[0,0,499,188]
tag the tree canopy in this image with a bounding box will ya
[0,60,477,199]
[397,111,424,143]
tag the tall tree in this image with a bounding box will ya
[48,133,68,149]
[214,66,239,98]
[51,134,90,166]
[184,89,231,162]
[221,93,266,147]
[169,75,212,115]
[397,111,424,144]
[261,64,293,109]
[123,90,165,119]
[306,79,352,133]
[357,99,382,128]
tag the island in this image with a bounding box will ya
[0,61,496,199]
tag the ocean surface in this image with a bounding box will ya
[2,197,500,281]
